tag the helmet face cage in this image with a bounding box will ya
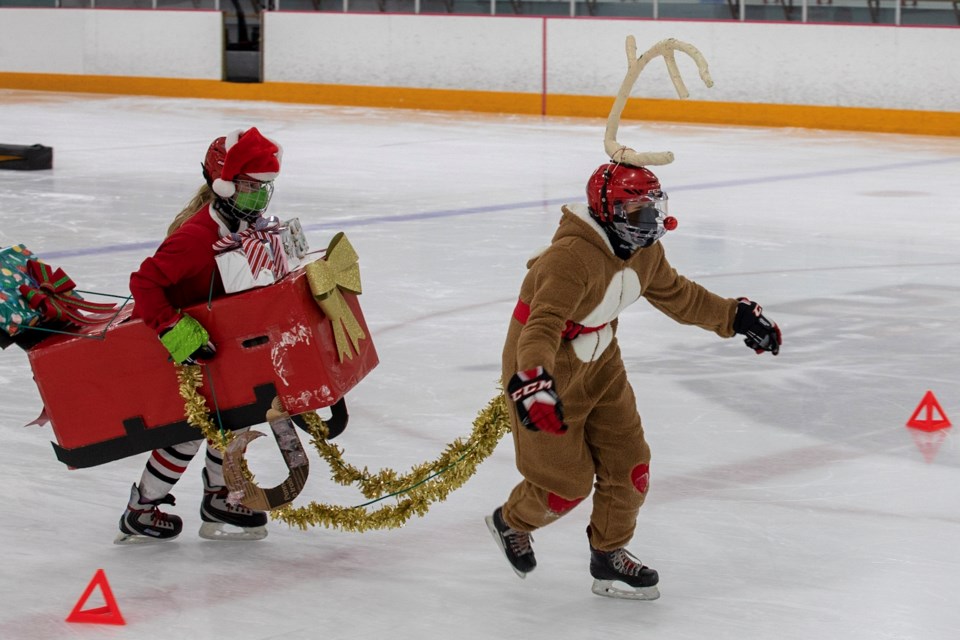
[216,179,274,226]
[609,191,669,249]
[232,178,274,217]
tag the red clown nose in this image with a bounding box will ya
[664,216,678,231]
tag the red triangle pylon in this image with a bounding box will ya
[66,569,125,625]
[906,391,952,432]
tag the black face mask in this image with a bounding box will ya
[610,202,668,249]
[589,207,638,259]
[601,224,640,260]
[594,203,666,259]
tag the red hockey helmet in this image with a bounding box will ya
[586,163,661,222]
[202,135,228,187]
[586,163,675,250]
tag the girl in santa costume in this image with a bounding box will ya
[115,127,282,544]
[485,38,782,599]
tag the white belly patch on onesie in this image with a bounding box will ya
[571,268,642,362]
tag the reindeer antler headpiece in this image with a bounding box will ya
[605,37,714,167]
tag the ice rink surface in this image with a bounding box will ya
[1,90,959,639]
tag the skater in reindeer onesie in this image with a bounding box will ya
[485,38,782,600]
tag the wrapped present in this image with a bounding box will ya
[17,259,120,326]
[0,289,42,336]
[281,218,310,269]
[213,217,291,294]
[0,244,38,288]
[1,244,122,337]
[0,244,43,335]
[216,250,278,293]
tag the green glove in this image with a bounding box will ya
[159,314,216,364]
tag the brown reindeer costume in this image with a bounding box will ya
[502,201,736,545]
[485,37,782,600]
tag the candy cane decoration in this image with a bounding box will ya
[604,37,714,167]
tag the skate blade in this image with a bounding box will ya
[198,522,268,541]
[591,579,660,601]
[113,531,178,545]
[484,515,530,580]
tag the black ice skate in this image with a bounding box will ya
[485,507,536,578]
[590,545,660,600]
[198,468,268,541]
[114,484,183,545]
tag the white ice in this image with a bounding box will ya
[1,91,959,640]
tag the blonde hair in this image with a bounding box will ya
[167,184,215,237]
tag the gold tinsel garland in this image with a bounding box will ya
[175,364,233,450]
[175,363,257,480]
[175,363,512,532]
[272,393,511,532]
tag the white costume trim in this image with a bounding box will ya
[565,203,644,364]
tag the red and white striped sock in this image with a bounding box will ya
[138,439,202,502]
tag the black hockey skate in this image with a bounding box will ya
[198,468,268,541]
[590,545,660,600]
[485,507,536,578]
[114,484,183,545]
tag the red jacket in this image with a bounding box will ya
[130,205,227,333]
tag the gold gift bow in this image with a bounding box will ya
[305,232,365,362]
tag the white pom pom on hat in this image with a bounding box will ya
[211,127,282,199]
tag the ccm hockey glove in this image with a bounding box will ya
[733,298,781,356]
[159,314,217,365]
[507,367,567,435]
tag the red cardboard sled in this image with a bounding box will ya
[28,267,377,469]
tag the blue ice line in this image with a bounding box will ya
[39,155,960,260]
[42,241,158,261]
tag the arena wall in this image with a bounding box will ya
[1,9,957,135]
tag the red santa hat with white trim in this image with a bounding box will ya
[211,127,282,199]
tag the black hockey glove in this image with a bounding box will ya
[507,367,568,435]
[733,298,781,356]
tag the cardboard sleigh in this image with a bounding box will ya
[28,263,378,470]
